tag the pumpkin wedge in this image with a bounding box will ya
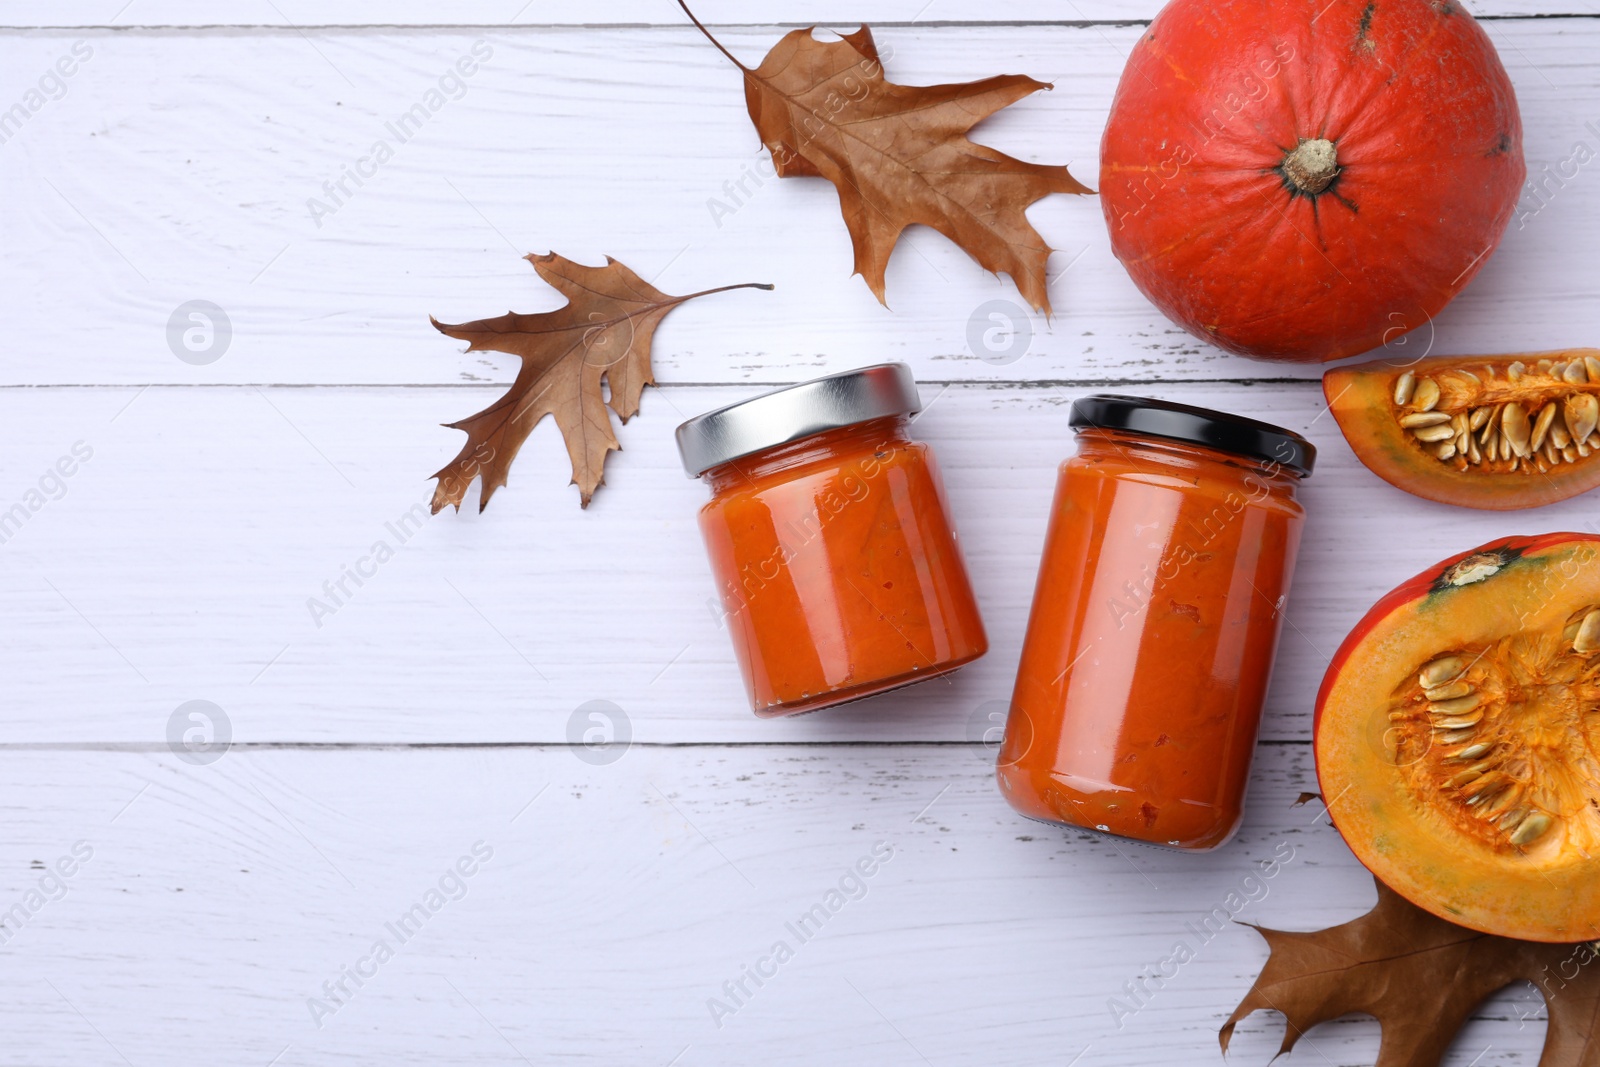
[1315,534,1600,942]
[1325,351,1600,509]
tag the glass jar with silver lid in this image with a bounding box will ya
[676,363,987,717]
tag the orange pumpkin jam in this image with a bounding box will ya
[997,397,1312,849]
[697,416,987,716]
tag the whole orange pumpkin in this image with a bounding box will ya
[1099,0,1525,363]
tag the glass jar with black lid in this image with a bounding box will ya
[998,394,1315,850]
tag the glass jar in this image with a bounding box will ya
[996,395,1315,850]
[677,363,988,717]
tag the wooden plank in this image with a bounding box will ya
[2,21,1595,385]
[0,743,1550,1065]
[2,0,1594,27]
[4,380,1595,744]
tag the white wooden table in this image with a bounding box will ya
[2,2,1595,1063]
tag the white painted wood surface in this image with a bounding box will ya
[0,746,1552,1066]
[2,20,1598,384]
[9,380,1600,745]
[4,2,1598,1064]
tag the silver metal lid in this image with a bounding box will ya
[675,363,921,477]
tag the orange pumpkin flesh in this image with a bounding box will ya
[1100,0,1524,363]
[1315,534,1600,942]
[1326,350,1600,510]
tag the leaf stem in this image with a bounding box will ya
[675,0,749,71]
[679,281,775,301]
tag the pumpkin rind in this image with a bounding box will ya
[1100,0,1525,363]
[1314,534,1600,942]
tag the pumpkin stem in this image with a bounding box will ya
[1281,138,1340,196]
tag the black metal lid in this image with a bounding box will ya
[1069,394,1315,477]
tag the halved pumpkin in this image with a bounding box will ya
[1325,350,1600,510]
[1315,534,1600,942]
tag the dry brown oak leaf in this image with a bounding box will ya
[1223,875,1600,1066]
[679,1,1090,314]
[430,253,769,511]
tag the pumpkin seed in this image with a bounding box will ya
[1448,742,1493,761]
[1566,394,1599,443]
[1509,811,1554,847]
[1502,402,1533,457]
[1552,422,1573,449]
[1414,424,1455,443]
[1419,656,1465,688]
[1435,442,1457,461]
[1469,407,1491,432]
[1532,403,1559,451]
[1428,693,1481,715]
[1393,371,1416,406]
[1424,679,1473,701]
[1586,356,1600,380]
[1412,378,1441,412]
[1434,713,1485,730]
[1479,405,1503,444]
[1446,763,1491,789]
[1399,411,1450,428]
[1508,361,1525,382]
[1565,361,1589,384]
[1574,610,1600,654]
